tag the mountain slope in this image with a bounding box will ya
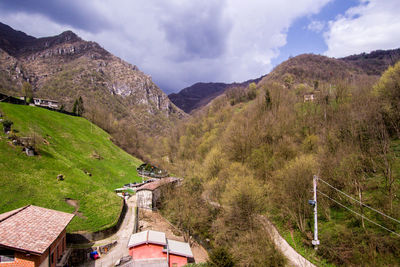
[170,49,400,114]
[0,22,184,138]
[146,59,400,266]
[168,76,263,113]
[0,102,142,232]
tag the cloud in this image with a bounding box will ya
[0,0,110,33]
[308,20,325,33]
[324,0,400,58]
[159,1,231,62]
[0,0,331,93]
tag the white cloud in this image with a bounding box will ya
[307,20,325,33]
[0,0,331,93]
[324,0,400,58]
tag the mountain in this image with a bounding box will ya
[261,49,400,87]
[340,48,400,75]
[145,53,400,266]
[168,76,263,113]
[0,22,184,141]
[169,49,400,114]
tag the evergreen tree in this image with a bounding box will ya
[72,99,78,115]
[77,96,85,116]
[72,96,85,116]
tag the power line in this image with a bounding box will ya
[318,177,400,225]
[317,190,400,238]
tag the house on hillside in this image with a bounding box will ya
[303,93,315,102]
[33,98,59,109]
[127,230,194,267]
[136,163,169,178]
[136,177,180,209]
[0,205,74,267]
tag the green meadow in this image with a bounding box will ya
[0,103,142,232]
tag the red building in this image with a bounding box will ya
[127,230,194,267]
[0,205,74,267]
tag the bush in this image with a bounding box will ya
[207,246,235,267]
[2,119,13,132]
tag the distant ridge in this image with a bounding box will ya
[170,48,400,113]
[168,76,264,113]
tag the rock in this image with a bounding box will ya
[25,147,34,156]
[83,169,92,176]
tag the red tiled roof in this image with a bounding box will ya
[0,205,74,254]
[136,177,180,192]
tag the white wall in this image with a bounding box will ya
[136,190,153,209]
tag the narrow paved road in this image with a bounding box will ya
[81,196,136,267]
[259,216,316,267]
[202,190,315,267]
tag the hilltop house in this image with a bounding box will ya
[136,177,180,209]
[127,230,194,267]
[0,205,74,267]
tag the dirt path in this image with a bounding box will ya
[78,196,137,267]
[65,198,87,219]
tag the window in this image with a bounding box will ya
[0,249,15,262]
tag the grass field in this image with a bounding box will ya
[0,103,142,232]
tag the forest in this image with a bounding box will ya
[142,61,400,266]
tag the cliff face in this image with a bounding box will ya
[0,22,183,134]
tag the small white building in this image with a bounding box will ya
[136,177,180,209]
[33,98,59,109]
[303,94,315,102]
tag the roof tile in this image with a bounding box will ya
[0,205,74,254]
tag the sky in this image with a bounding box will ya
[0,0,399,94]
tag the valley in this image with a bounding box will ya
[0,19,400,267]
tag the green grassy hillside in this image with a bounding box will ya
[0,103,142,232]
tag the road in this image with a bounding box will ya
[202,190,315,267]
[259,216,316,267]
[81,196,136,267]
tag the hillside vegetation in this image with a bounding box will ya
[0,103,142,232]
[145,60,400,266]
[0,22,184,160]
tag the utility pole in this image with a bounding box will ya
[312,175,320,249]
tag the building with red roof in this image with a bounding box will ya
[0,205,74,267]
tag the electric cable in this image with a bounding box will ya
[317,190,400,238]
[318,177,400,224]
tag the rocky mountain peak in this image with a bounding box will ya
[0,22,184,135]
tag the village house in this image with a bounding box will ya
[0,205,74,267]
[33,98,59,109]
[303,93,315,102]
[127,230,194,267]
[136,177,180,210]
